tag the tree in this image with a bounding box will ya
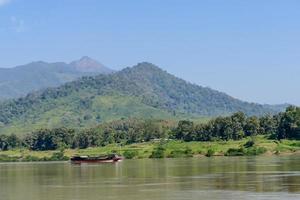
[244,116,260,136]
[231,112,246,140]
[73,131,90,149]
[52,128,75,148]
[143,120,160,141]
[0,135,8,151]
[175,120,194,141]
[259,115,277,135]
[28,129,58,151]
[213,117,234,140]
[6,134,21,149]
[277,106,300,139]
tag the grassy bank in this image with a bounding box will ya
[0,136,299,162]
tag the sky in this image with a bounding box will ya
[0,0,299,105]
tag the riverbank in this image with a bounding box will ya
[0,136,299,162]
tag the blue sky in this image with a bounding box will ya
[0,0,299,105]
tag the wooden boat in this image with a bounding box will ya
[70,154,122,164]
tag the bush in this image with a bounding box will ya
[184,146,193,157]
[150,145,166,158]
[22,155,41,162]
[168,150,185,158]
[289,142,300,147]
[167,147,193,158]
[123,150,139,159]
[206,149,215,157]
[0,155,18,162]
[245,147,267,156]
[225,146,267,156]
[49,151,69,161]
[244,139,255,148]
[225,148,245,156]
[21,150,69,162]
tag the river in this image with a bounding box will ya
[0,156,299,200]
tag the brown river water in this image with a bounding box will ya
[0,156,299,200]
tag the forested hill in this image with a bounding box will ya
[0,56,113,100]
[0,62,280,135]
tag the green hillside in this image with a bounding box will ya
[0,62,279,135]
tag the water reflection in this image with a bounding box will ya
[0,156,299,200]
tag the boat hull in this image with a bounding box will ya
[70,155,123,164]
[71,158,122,164]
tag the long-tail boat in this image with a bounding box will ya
[71,154,122,164]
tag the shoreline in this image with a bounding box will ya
[0,151,299,163]
[1,137,299,163]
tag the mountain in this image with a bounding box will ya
[0,57,113,100]
[0,62,280,135]
[263,103,291,112]
[70,56,113,74]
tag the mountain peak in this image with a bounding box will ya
[70,56,113,74]
[80,56,92,60]
[78,56,96,63]
[123,62,164,73]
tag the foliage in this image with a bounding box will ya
[225,146,267,156]
[48,149,69,161]
[23,128,75,151]
[0,155,18,162]
[245,146,267,156]
[123,150,139,159]
[225,148,245,156]
[0,137,299,162]
[0,107,298,154]
[276,106,300,140]
[150,144,166,158]
[22,155,41,162]
[244,138,255,148]
[0,134,22,150]
[206,149,215,157]
[167,146,193,158]
[173,107,300,142]
[0,62,278,135]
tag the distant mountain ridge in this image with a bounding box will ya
[0,57,113,100]
[0,62,286,135]
[70,56,113,74]
[263,103,292,112]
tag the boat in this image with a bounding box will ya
[70,154,123,164]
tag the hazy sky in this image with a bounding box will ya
[0,0,299,105]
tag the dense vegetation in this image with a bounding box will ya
[0,107,298,153]
[0,62,283,135]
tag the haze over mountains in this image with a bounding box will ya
[0,57,113,100]
[0,62,287,135]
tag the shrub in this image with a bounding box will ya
[225,146,267,156]
[244,139,255,148]
[0,155,18,162]
[123,150,139,159]
[49,151,69,161]
[289,142,300,147]
[168,150,185,158]
[150,145,166,158]
[168,147,193,158]
[206,149,215,157]
[22,155,41,162]
[225,148,245,156]
[245,147,267,156]
[184,146,193,157]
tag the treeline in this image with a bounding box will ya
[173,106,299,142]
[0,106,299,151]
[0,119,173,151]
